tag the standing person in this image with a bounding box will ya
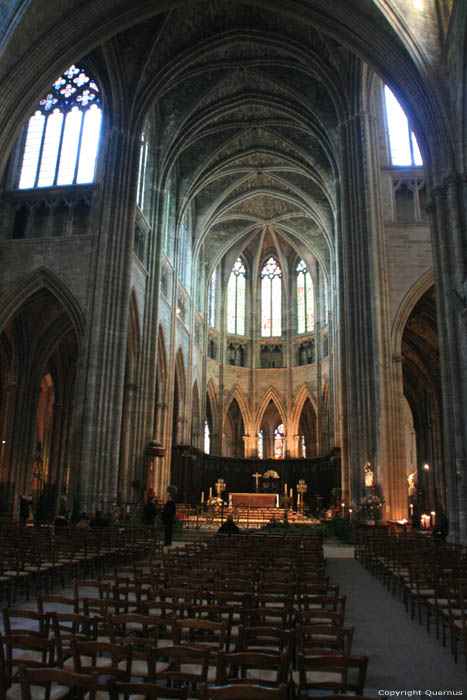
[19,494,32,524]
[162,493,176,547]
[142,496,158,526]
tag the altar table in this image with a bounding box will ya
[229,492,278,508]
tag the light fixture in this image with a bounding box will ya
[423,463,430,471]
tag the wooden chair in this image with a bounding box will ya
[19,666,99,700]
[200,682,287,699]
[295,653,369,698]
[295,623,354,657]
[215,650,289,687]
[2,608,51,639]
[109,679,188,699]
[106,612,162,681]
[0,633,56,696]
[70,638,132,684]
[151,643,211,696]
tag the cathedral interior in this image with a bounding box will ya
[0,0,466,539]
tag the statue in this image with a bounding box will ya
[364,462,374,488]
[407,471,416,497]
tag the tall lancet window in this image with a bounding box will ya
[227,258,246,335]
[296,260,314,333]
[261,257,282,336]
[258,430,264,459]
[204,421,210,454]
[274,424,285,459]
[19,64,102,189]
[384,86,423,166]
[208,268,217,327]
[322,274,329,325]
[178,214,188,285]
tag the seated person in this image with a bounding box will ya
[218,514,240,534]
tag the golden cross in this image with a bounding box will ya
[252,472,262,492]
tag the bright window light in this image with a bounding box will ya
[384,85,423,166]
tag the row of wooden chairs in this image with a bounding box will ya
[355,530,467,669]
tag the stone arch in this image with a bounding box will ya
[256,386,287,434]
[0,284,79,516]
[118,289,141,501]
[0,267,85,343]
[172,347,187,446]
[223,386,249,458]
[391,269,435,355]
[191,379,201,448]
[290,384,318,458]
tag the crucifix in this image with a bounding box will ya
[252,472,262,493]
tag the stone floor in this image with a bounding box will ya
[324,543,467,697]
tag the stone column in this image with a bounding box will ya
[72,127,140,512]
[428,175,467,541]
[337,75,406,519]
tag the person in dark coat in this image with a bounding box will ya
[162,493,176,546]
[90,510,106,528]
[142,497,158,526]
[218,514,240,535]
[19,494,32,524]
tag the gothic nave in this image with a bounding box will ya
[0,0,466,540]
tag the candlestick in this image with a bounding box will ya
[289,488,293,498]
[431,510,436,527]
[201,491,204,503]
[209,487,212,499]
[284,483,287,495]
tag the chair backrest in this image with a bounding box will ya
[106,612,161,650]
[0,633,56,686]
[174,617,229,653]
[2,608,50,637]
[215,650,289,686]
[19,666,99,700]
[200,682,288,699]
[297,653,368,696]
[109,679,188,699]
[296,623,354,656]
[71,638,132,680]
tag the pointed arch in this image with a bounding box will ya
[128,289,141,363]
[290,384,318,437]
[223,385,251,429]
[172,347,186,445]
[392,269,434,354]
[191,379,201,448]
[0,267,85,342]
[255,386,287,433]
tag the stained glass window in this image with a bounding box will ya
[208,268,217,327]
[19,65,102,189]
[178,214,188,285]
[296,260,315,333]
[384,86,423,166]
[274,424,284,459]
[261,257,282,336]
[323,274,329,325]
[301,435,306,458]
[227,258,246,335]
[258,430,263,459]
[204,421,210,454]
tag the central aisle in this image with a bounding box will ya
[324,544,466,696]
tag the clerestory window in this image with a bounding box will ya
[227,258,246,335]
[384,86,423,167]
[261,257,282,337]
[208,268,217,327]
[18,64,102,189]
[296,260,315,334]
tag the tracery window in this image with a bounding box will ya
[261,257,282,337]
[274,424,285,459]
[384,86,423,167]
[296,260,314,333]
[19,65,102,189]
[208,268,217,327]
[227,258,246,335]
[258,429,264,459]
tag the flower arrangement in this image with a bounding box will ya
[356,495,385,522]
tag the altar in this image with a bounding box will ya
[229,492,279,508]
